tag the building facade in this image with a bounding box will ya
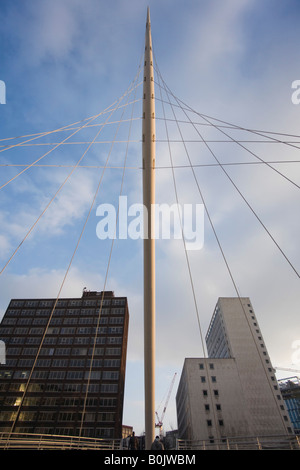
[0,290,129,439]
[278,376,300,434]
[176,297,293,442]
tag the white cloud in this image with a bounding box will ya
[36,170,99,235]
[187,0,253,69]
[19,1,78,64]
[0,234,11,258]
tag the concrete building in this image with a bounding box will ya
[0,290,129,439]
[278,376,300,434]
[176,297,293,442]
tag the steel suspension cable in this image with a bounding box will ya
[0,115,102,150]
[7,68,142,435]
[197,114,300,190]
[193,111,300,151]
[154,77,300,190]
[156,64,222,441]
[154,65,300,279]
[154,60,247,305]
[156,80,206,358]
[0,112,111,144]
[155,61,291,431]
[0,82,141,191]
[154,80,300,144]
[0,95,141,149]
[78,68,140,438]
[0,86,140,276]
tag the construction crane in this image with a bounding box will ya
[155,373,177,437]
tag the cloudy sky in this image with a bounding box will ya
[1,0,300,435]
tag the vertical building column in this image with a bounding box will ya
[142,7,156,450]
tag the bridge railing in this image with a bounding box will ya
[176,434,300,450]
[1,431,299,450]
[0,432,123,450]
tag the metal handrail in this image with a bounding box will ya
[0,431,122,450]
[176,434,300,450]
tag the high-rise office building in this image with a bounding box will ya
[176,297,293,442]
[0,290,129,439]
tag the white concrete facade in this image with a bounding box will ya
[176,297,293,441]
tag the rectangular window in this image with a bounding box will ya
[14,370,30,379]
[88,348,104,356]
[102,371,119,380]
[106,337,122,344]
[63,317,78,325]
[74,337,90,345]
[103,359,120,367]
[112,299,125,306]
[83,383,100,393]
[109,317,124,325]
[72,348,88,356]
[84,413,96,422]
[55,348,71,355]
[26,337,40,344]
[43,337,57,345]
[69,300,82,307]
[33,318,47,325]
[48,371,66,380]
[69,359,85,367]
[58,338,73,345]
[100,384,118,393]
[39,300,54,308]
[84,371,101,380]
[57,412,76,422]
[46,327,60,335]
[32,370,48,379]
[66,371,84,379]
[25,300,38,307]
[77,327,91,334]
[105,348,121,356]
[29,328,44,335]
[61,327,75,334]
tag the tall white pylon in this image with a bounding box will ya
[142,7,156,450]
